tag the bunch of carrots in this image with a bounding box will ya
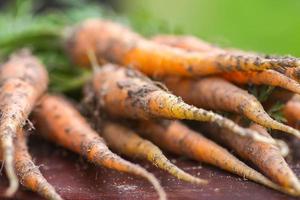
[1,3,300,199]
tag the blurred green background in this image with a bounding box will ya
[121,0,300,56]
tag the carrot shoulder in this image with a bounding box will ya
[162,76,300,138]
[32,95,166,200]
[135,120,297,196]
[0,50,48,196]
[101,121,207,185]
[66,19,299,77]
[14,130,63,200]
[89,64,274,144]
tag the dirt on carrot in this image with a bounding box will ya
[0,50,48,196]
[13,129,63,200]
[200,122,300,193]
[66,19,299,77]
[162,76,300,138]
[134,119,298,196]
[100,121,207,185]
[89,63,274,144]
[31,94,166,200]
[153,34,300,94]
[282,67,300,83]
[220,70,300,95]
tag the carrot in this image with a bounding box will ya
[283,67,300,83]
[283,95,300,128]
[0,50,48,196]
[152,35,218,52]
[153,35,300,94]
[220,70,300,95]
[89,63,274,144]
[13,129,63,200]
[32,94,166,200]
[66,19,300,77]
[162,76,300,138]
[200,122,300,193]
[135,120,298,196]
[100,121,207,185]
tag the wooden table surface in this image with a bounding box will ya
[0,136,299,200]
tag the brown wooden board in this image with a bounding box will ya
[0,136,299,200]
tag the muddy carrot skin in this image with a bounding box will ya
[66,19,300,77]
[101,121,207,185]
[220,70,300,95]
[135,120,298,196]
[284,67,300,83]
[13,130,63,200]
[153,35,300,94]
[32,95,166,200]
[89,64,273,144]
[0,50,48,196]
[200,122,300,193]
[163,76,300,138]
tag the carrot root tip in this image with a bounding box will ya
[2,134,19,197]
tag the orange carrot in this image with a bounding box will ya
[283,67,300,83]
[32,94,166,200]
[153,35,300,94]
[135,120,297,196]
[283,95,300,128]
[89,63,274,144]
[100,121,207,185]
[152,35,218,52]
[220,70,300,95]
[200,122,300,193]
[66,19,299,77]
[162,76,300,138]
[13,130,63,200]
[0,50,48,196]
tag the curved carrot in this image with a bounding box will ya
[101,121,207,185]
[66,19,300,77]
[14,130,63,200]
[162,76,300,138]
[135,120,297,196]
[32,95,166,200]
[153,35,300,94]
[0,50,48,196]
[201,122,300,193]
[89,64,274,144]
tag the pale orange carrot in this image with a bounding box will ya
[14,130,63,200]
[134,120,298,196]
[0,50,48,196]
[200,122,300,193]
[32,94,166,200]
[101,121,207,185]
[88,63,274,144]
[162,76,300,138]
